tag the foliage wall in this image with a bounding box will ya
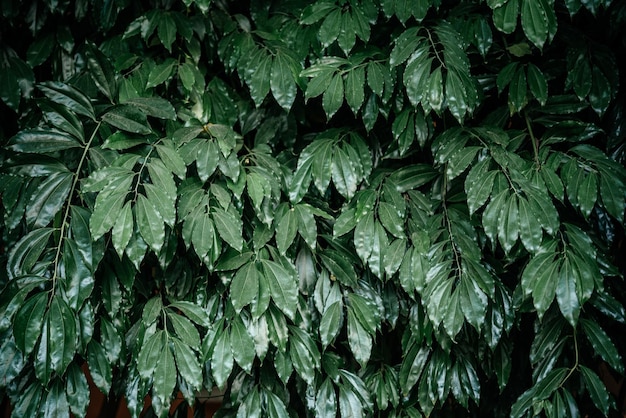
[1,0,626,417]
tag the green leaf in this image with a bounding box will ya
[492,0,519,34]
[157,12,176,51]
[14,292,48,356]
[212,207,243,251]
[169,301,210,328]
[276,206,298,255]
[305,68,335,101]
[168,311,200,350]
[518,196,542,253]
[89,188,131,240]
[579,365,610,416]
[262,259,298,319]
[527,64,548,105]
[271,52,297,111]
[265,391,289,418]
[337,11,357,54]
[84,43,116,101]
[508,66,527,113]
[0,69,21,111]
[581,318,624,374]
[345,66,365,114]
[589,66,612,116]
[87,340,112,393]
[8,228,54,278]
[38,99,84,141]
[26,34,54,67]
[8,129,81,153]
[577,172,597,217]
[178,61,196,91]
[38,82,95,120]
[102,105,152,134]
[135,194,165,253]
[320,301,343,348]
[248,52,272,106]
[62,238,94,310]
[319,9,342,48]
[323,73,344,119]
[66,363,89,417]
[172,338,202,389]
[147,59,176,88]
[26,171,72,228]
[42,379,69,418]
[100,318,121,363]
[152,340,176,410]
[521,0,551,49]
[316,378,338,418]
[124,97,176,120]
[354,212,375,263]
[388,164,438,192]
[332,146,358,198]
[556,258,580,326]
[390,28,420,67]
[142,296,163,327]
[339,386,364,417]
[231,262,260,313]
[112,201,133,257]
[320,249,358,287]
[383,238,406,277]
[137,330,165,380]
[295,204,318,249]
[289,326,319,384]
[347,308,372,366]
[211,331,234,389]
[229,316,256,373]
[427,67,444,112]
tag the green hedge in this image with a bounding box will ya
[1,0,625,417]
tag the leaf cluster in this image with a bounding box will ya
[1,0,626,417]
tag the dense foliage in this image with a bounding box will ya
[1,0,626,417]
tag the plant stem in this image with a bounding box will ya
[51,122,101,295]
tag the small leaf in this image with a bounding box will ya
[147,59,176,88]
[172,339,202,389]
[124,97,176,120]
[38,82,95,120]
[168,311,200,350]
[230,262,260,312]
[276,206,298,255]
[0,69,21,111]
[229,317,256,373]
[102,105,152,134]
[320,301,343,348]
[262,259,298,319]
[579,366,610,416]
[84,43,116,101]
[521,0,551,49]
[211,331,234,389]
[152,341,176,410]
[527,63,548,105]
[581,318,624,374]
[212,207,244,251]
[323,73,344,119]
[556,258,580,326]
[345,66,365,114]
[135,194,165,253]
[87,340,112,393]
[13,292,48,356]
[270,52,297,111]
[8,129,81,153]
[112,201,134,257]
